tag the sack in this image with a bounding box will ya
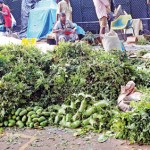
[102,30,122,52]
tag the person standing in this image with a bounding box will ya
[0,0,12,35]
[19,0,37,39]
[93,0,110,35]
[56,0,72,21]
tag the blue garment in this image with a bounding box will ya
[74,23,85,35]
[121,42,125,52]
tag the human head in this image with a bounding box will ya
[0,0,4,7]
[60,12,66,22]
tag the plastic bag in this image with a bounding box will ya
[102,30,122,52]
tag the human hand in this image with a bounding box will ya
[59,29,64,33]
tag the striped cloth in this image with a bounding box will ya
[92,0,110,19]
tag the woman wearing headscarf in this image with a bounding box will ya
[117,81,142,112]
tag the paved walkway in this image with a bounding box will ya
[124,43,150,51]
[0,36,149,54]
[0,127,150,150]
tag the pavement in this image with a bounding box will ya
[124,43,150,52]
[0,127,150,150]
[0,36,55,53]
[0,35,150,53]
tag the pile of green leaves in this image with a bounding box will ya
[137,39,150,45]
[0,45,50,114]
[0,94,117,132]
[0,42,149,116]
[81,32,96,45]
[0,42,150,144]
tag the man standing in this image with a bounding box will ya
[93,0,110,35]
[53,12,77,43]
[19,0,37,39]
[56,0,72,21]
[0,0,12,35]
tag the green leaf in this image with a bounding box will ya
[98,134,109,143]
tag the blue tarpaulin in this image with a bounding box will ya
[27,0,57,39]
[27,8,56,39]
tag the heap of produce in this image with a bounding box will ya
[0,42,150,144]
[0,94,116,130]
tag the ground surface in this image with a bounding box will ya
[0,127,150,150]
[0,36,150,53]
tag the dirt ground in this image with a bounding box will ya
[0,127,150,150]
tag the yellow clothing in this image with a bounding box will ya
[57,0,72,21]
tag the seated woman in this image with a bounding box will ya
[117,81,142,112]
[53,12,78,43]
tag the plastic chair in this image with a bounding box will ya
[111,15,135,40]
